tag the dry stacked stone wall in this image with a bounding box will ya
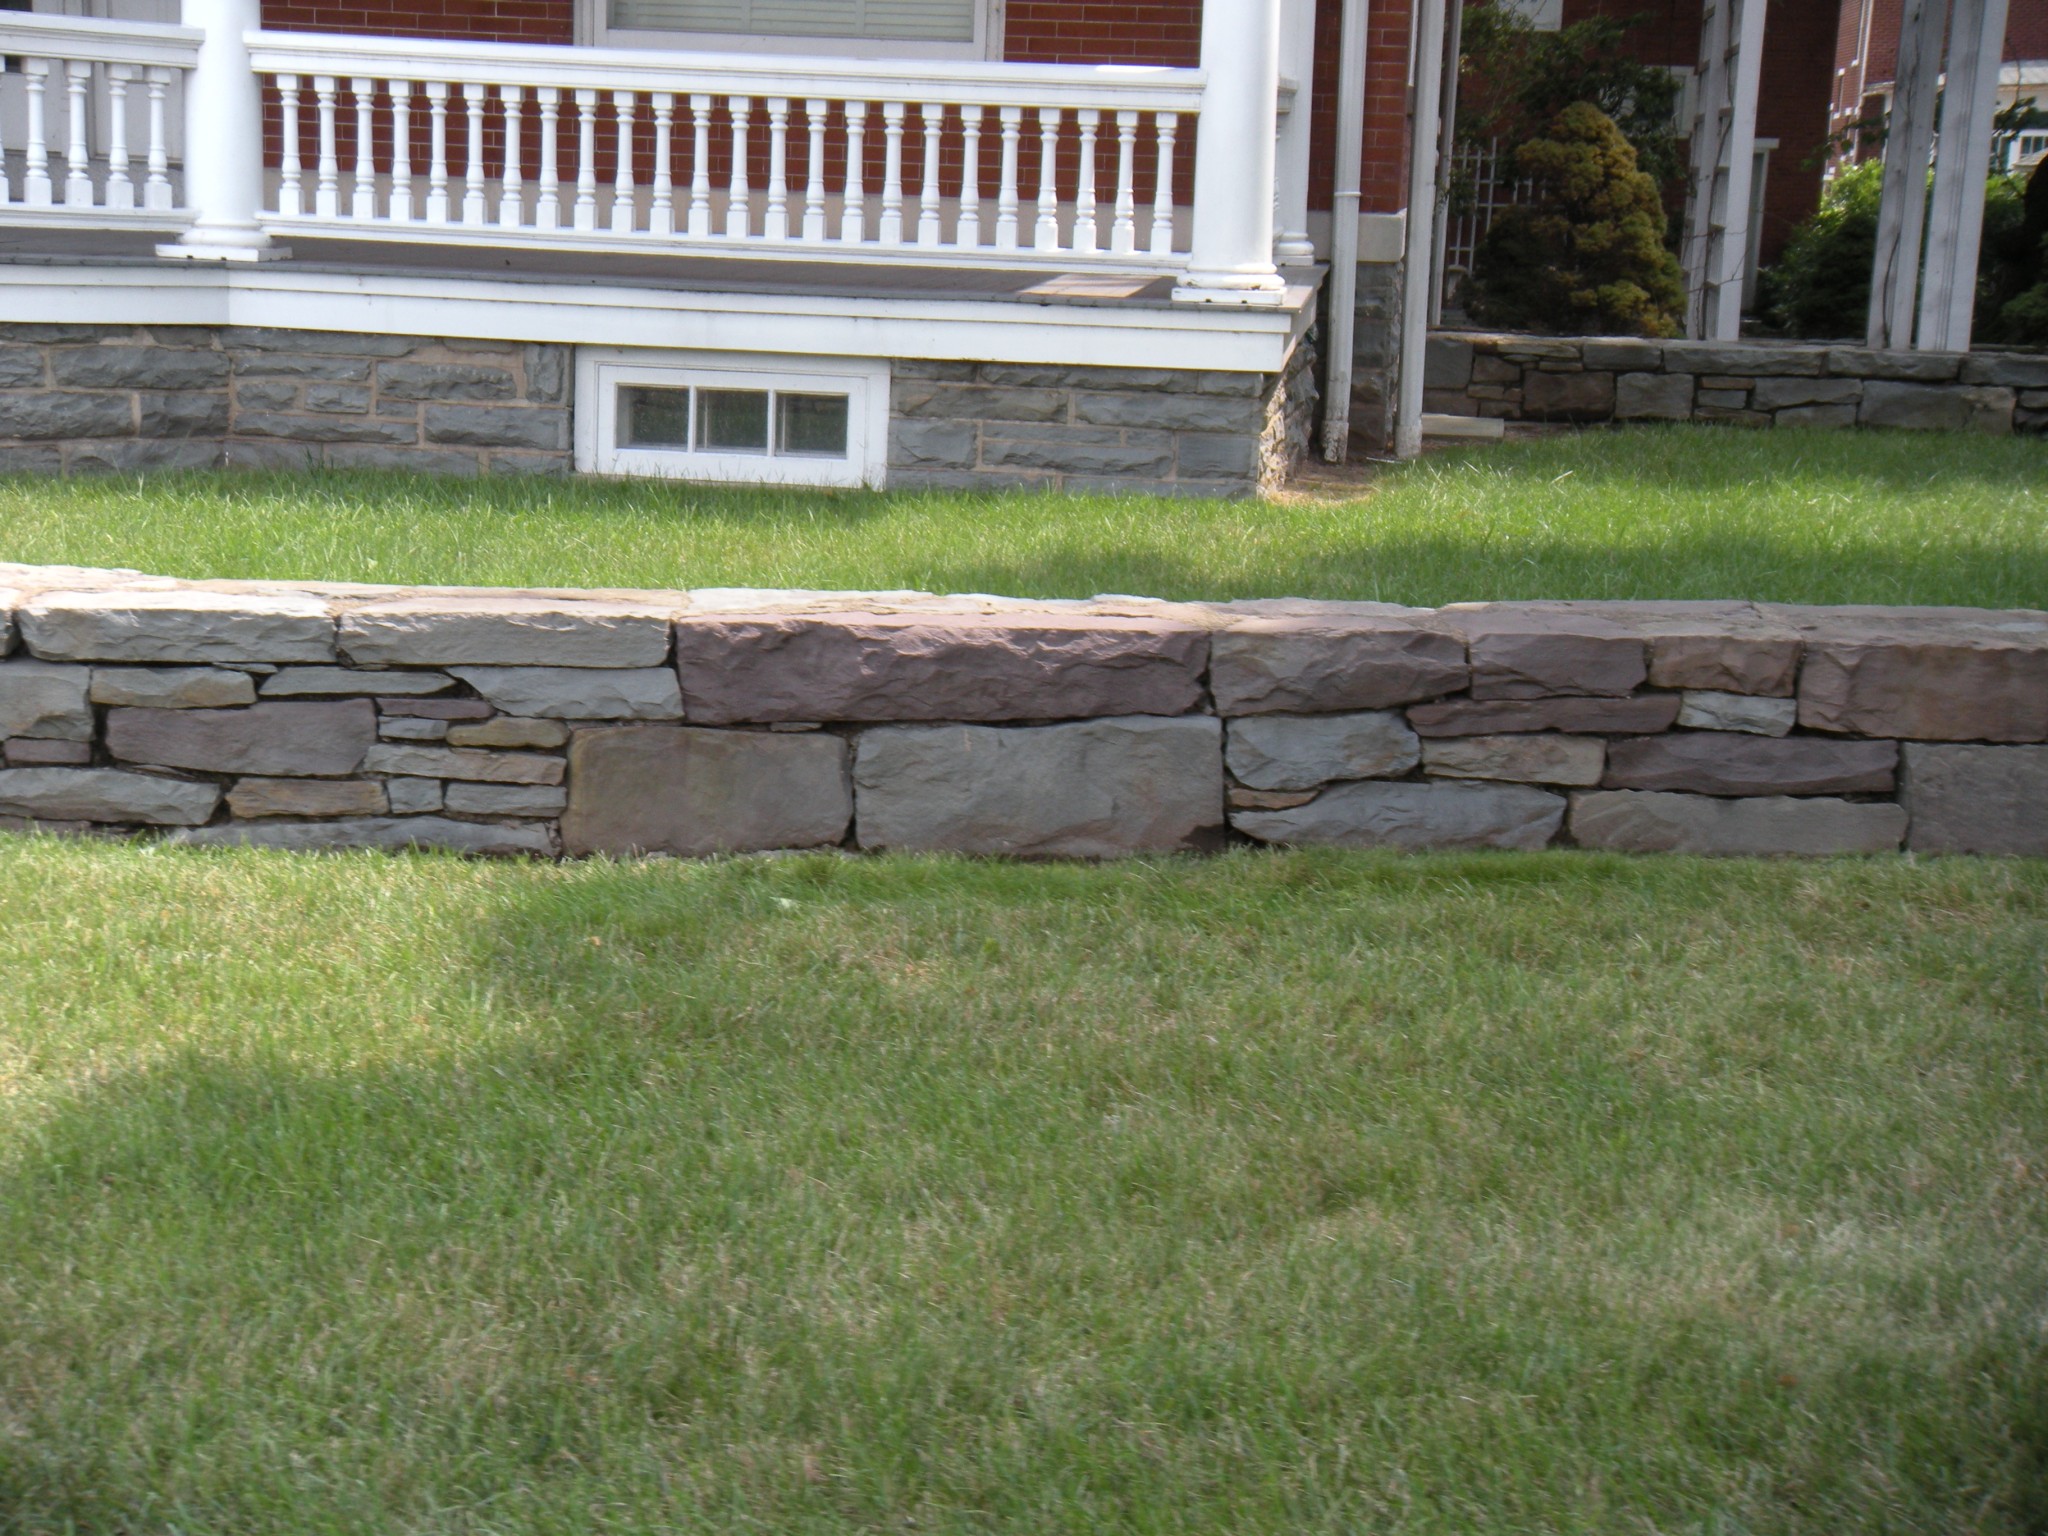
[0,564,2040,858]
[1426,332,2048,435]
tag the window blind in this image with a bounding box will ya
[609,0,975,42]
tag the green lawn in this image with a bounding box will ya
[1,425,2043,607]
[2,841,2044,1533]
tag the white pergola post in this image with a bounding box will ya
[159,0,285,260]
[1917,0,2011,350]
[1867,0,1948,348]
[1681,0,1766,340]
[1393,0,1448,459]
[1427,0,1465,327]
[1173,0,1288,304]
[1272,0,1317,265]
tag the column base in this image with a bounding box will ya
[157,240,293,263]
[1171,278,1289,307]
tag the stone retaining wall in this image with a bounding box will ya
[0,325,573,475]
[1425,331,2048,435]
[885,334,1315,498]
[0,564,2040,858]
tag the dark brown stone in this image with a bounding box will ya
[561,725,850,856]
[1406,695,1681,738]
[1447,610,1647,700]
[106,699,376,776]
[1798,641,2048,742]
[672,612,1207,724]
[1210,619,1467,714]
[1901,743,2048,855]
[1604,732,1897,796]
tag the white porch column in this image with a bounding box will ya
[1917,0,2011,350]
[1272,0,1316,265]
[159,0,286,260]
[1173,0,1287,304]
[1393,0,1447,459]
[1866,0,1947,348]
[1681,0,1765,340]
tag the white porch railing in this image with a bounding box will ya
[0,12,200,223]
[244,32,1206,269]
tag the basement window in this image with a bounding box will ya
[578,352,888,487]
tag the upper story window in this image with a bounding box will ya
[584,0,1000,59]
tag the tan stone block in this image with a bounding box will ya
[1422,733,1604,786]
[447,716,571,749]
[563,725,850,857]
[228,777,390,818]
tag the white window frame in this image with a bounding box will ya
[576,0,1004,61]
[576,349,891,488]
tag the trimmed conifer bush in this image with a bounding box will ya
[1464,103,1686,338]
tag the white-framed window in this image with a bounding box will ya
[578,0,1003,60]
[575,349,890,487]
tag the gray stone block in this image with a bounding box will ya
[376,362,519,401]
[1662,343,1826,376]
[234,411,418,444]
[303,383,372,414]
[324,445,482,475]
[1211,619,1467,715]
[1568,790,1905,855]
[379,716,449,741]
[1520,370,1615,422]
[0,767,218,826]
[222,440,322,472]
[1604,732,1897,796]
[1615,371,1693,420]
[5,738,91,766]
[341,595,674,668]
[1752,377,1862,409]
[1407,695,1682,736]
[222,329,418,356]
[422,405,568,449]
[1859,381,2013,433]
[1225,711,1419,790]
[107,699,377,776]
[447,665,683,719]
[0,347,45,387]
[92,666,256,709]
[0,659,93,740]
[22,589,335,664]
[1174,432,1259,479]
[444,781,568,817]
[1424,336,1474,389]
[1233,780,1565,851]
[385,776,443,813]
[2,392,136,440]
[1958,354,2048,388]
[1697,388,1750,410]
[0,446,63,473]
[480,450,570,476]
[1676,691,1796,735]
[50,346,227,389]
[1072,392,1263,432]
[1580,339,1664,370]
[894,382,1067,422]
[138,392,231,438]
[232,354,372,380]
[523,344,569,403]
[889,419,979,467]
[981,434,1173,476]
[562,725,851,857]
[1901,743,2048,855]
[235,381,299,410]
[854,716,1222,856]
[175,815,555,856]
[1421,733,1605,786]
[361,743,565,784]
[1824,348,1959,382]
[260,666,454,696]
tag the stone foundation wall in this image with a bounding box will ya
[1426,331,2048,435]
[0,325,573,474]
[886,335,1315,498]
[1,564,2041,859]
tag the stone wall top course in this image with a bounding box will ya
[338,595,678,668]
[21,589,336,664]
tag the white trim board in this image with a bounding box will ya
[0,264,1312,372]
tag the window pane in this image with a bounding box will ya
[610,0,974,41]
[777,393,850,457]
[620,386,691,448]
[697,389,770,453]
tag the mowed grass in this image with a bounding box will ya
[0,426,2043,606]
[1,840,2044,1533]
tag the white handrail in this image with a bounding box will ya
[246,31,1207,113]
[0,13,202,69]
